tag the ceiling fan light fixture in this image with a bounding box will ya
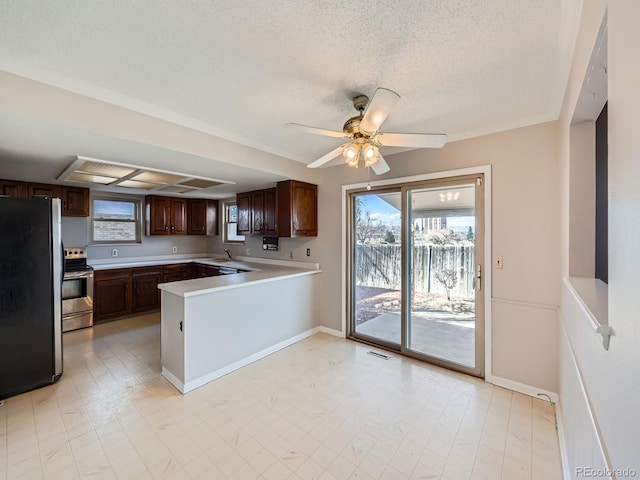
[363,143,379,168]
[343,144,359,160]
[343,143,361,167]
[293,86,447,175]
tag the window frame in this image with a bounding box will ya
[90,195,143,245]
[222,200,245,244]
[595,102,608,284]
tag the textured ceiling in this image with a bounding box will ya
[0,0,581,177]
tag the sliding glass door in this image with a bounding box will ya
[349,175,484,377]
[351,189,402,349]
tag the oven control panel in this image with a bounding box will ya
[64,247,87,259]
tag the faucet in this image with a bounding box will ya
[224,248,232,260]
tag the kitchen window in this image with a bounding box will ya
[223,200,245,244]
[91,197,142,243]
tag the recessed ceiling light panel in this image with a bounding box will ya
[118,180,162,190]
[58,156,236,194]
[131,171,186,184]
[76,161,136,178]
[157,185,198,194]
[179,179,223,189]
[66,172,117,185]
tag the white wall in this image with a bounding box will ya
[558,0,640,475]
[315,121,561,393]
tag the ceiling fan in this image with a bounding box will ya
[286,87,447,175]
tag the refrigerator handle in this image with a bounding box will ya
[51,199,63,379]
[61,241,65,279]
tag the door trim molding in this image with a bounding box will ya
[341,165,492,378]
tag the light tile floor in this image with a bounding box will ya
[0,313,563,480]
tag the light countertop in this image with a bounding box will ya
[89,254,321,298]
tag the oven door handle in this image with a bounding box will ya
[63,311,93,319]
[63,271,93,280]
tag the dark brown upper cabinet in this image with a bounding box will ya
[1,178,89,216]
[277,180,317,237]
[28,183,63,200]
[250,190,264,235]
[171,198,187,235]
[61,186,90,217]
[236,181,317,238]
[236,192,251,235]
[0,179,28,198]
[263,188,278,236]
[236,187,279,236]
[146,195,187,235]
[187,199,218,235]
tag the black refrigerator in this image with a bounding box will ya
[0,196,63,400]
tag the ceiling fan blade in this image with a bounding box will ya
[307,144,348,168]
[286,123,347,139]
[376,132,447,148]
[359,88,400,134]
[371,154,390,175]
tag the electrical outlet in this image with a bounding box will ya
[111,249,118,257]
[306,248,311,257]
[495,256,503,269]
[172,246,177,254]
[246,248,251,255]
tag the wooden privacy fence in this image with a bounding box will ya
[355,244,475,298]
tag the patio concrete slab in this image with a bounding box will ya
[356,312,475,367]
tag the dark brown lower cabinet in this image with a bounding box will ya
[94,262,223,323]
[132,267,162,313]
[192,263,222,277]
[93,269,132,323]
[162,264,191,283]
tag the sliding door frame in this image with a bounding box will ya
[400,174,485,377]
[342,166,492,378]
[346,185,403,351]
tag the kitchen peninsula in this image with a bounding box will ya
[157,257,321,393]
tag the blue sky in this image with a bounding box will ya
[94,200,135,218]
[358,194,401,227]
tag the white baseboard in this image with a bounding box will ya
[161,367,186,393]
[181,327,320,393]
[485,374,559,404]
[318,326,345,338]
[555,402,572,480]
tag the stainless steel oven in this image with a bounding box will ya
[62,248,94,332]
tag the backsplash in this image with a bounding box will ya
[207,234,319,262]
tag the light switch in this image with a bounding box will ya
[495,256,503,269]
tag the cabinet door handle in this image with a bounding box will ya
[165,225,169,231]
